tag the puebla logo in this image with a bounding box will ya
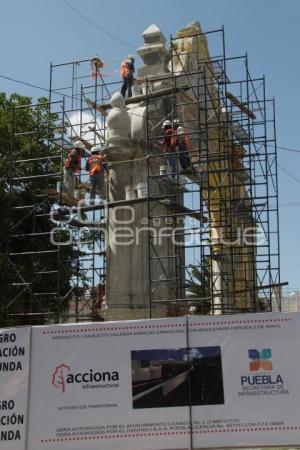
[51,364,119,393]
[240,348,283,386]
[248,348,272,371]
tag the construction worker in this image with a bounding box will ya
[173,119,192,171]
[120,55,135,98]
[63,140,85,198]
[160,119,177,179]
[86,145,106,204]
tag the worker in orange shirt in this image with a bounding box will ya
[120,55,135,98]
[63,140,85,198]
[85,145,106,204]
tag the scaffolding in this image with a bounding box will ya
[3,58,112,325]
[145,26,281,316]
[1,25,282,326]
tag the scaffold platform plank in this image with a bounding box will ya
[78,182,101,194]
[225,91,256,120]
[157,199,208,222]
[86,85,190,115]
[45,189,80,206]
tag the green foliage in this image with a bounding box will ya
[0,93,82,327]
[185,258,212,315]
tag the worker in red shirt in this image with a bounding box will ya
[120,55,135,98]
[173,119,192,171]
[63,140,85,198]
[160,119,177,179]
[85,145,106,204]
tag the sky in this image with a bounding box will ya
[0,0,299,291]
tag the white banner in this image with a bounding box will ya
[24,312,300,448]
[0,327,31,450]
[27,317,190,450]
[188,313,300,448]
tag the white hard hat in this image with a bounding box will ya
[189,306,197,314]
[91,145,101,154]
[74,140,85,149]
[162,119,171,128]
[173,118,180,125]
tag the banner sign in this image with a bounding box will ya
[0,327,31,450]
[5,312,300,449]
[27,317,189,450]
[188,313,299,448]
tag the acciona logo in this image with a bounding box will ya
[51,363,119,393]
[51,364,70,393]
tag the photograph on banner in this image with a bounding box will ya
[131,346,224,408]
[0,327,31,450]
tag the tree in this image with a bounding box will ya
[185,258,212,315]
[0,93,83,327]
